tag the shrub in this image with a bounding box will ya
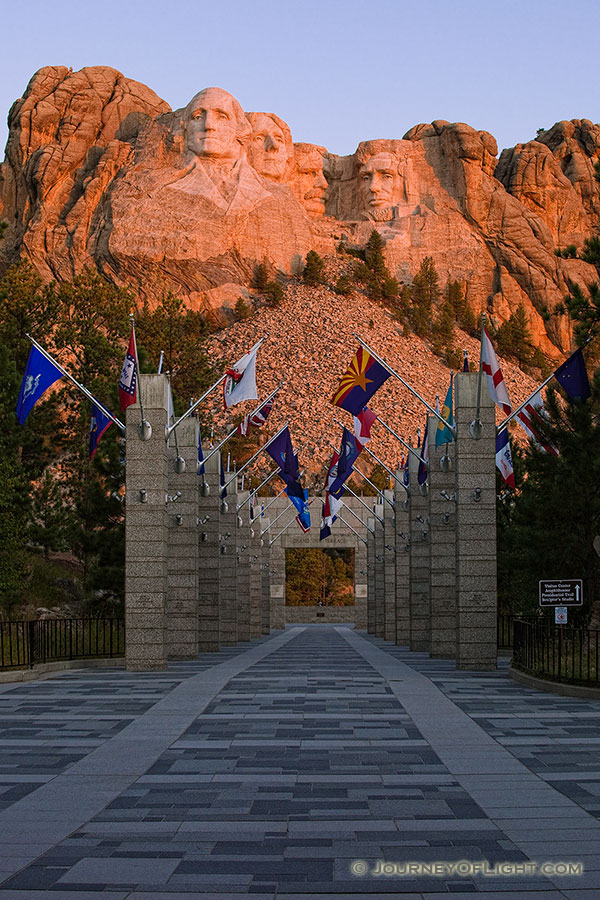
[334,275,353,295]
[303,250,326,286]
[265,280,284,306]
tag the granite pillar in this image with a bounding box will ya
[394,471,411,646]
[455,372,497,670]
[197,449,220,651]
[409,444,430,652]
[125,374,169,671]
[383,489,396,642]
[428,414,457,659]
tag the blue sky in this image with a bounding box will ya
[1,0,599,158]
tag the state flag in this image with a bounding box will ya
[553,348,591,402]
[481,326,512,415]
[329,428,361,496]
[435,375,454,447]
[223,340,260,408]
[16,345,63,425]
[89,403,112,458]
[515,391,558,456]
[418,420,429,486]
[118,326,137,412]
[353,406,377,448]
[496,428,515,489]
[331,346,391,415]
[287,488,311,533]
[237,397,273,436]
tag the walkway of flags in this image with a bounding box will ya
[15,310,593,543]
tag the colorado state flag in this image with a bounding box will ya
[331,347,391,415]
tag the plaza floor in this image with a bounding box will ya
[0,624,599,899]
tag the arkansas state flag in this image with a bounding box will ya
[481,326,512,416]
[496,428,515,489]
[118,327,137,412]
[331,347,391,415]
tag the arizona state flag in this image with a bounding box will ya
[331,347,391,416]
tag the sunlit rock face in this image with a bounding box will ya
[1,66,599,349]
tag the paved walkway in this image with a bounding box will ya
[0,625,598,899]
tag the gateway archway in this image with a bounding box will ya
[265,495,373,626]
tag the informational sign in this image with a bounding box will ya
[555,607,568,624]
[539,579,583,607]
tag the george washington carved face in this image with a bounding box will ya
[183,87,250,162]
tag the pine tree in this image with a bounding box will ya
[498,382,600,615]
[409,257,439,337]
[252,263,269,291]
[303,250,326,286]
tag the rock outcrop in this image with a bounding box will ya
[1,66,600,356]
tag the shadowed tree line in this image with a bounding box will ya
[0,260,214,618]
[285,548,354,606]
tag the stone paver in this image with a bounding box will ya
[0,624,596,897]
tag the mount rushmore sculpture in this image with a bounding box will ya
[2,66,600,353]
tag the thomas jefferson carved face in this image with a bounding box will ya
[359,152,397,213]
[184,88,249,161]
[292,144,328,215]
[247,113,292,181]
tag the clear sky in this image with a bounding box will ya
[1,0,599,159]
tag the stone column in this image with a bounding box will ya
[125,374,169,671]
[383,489,396,642]
[366,517,376,634]
[409,444,430,652]
[260,519,271,633]
[455,372,497,670]
[428,414,457,659]
[197,449,220,652]
[219,481,238,646]
[269,534,286,629]
[236,490,252,642]
[353,505,368,629]
[167,416,199,659]
[373,501,385,638]
[394,470,410,646]
[249,506,264,637]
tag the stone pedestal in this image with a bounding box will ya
[409,445,430,652]
[219,479,238,646]
[383,489,396,642]
[125,374,169,671]
[269,534,286,630]
[394,471,410,646]
[428,414,457,659]
[455,373,497,670]
[167,416,199,659]
[197,449,220,651]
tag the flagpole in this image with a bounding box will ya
[26,334,125,432]
[336,513,369,546]
[222,420,290,492]
[352,333,455,434]
[495,339,594,433]
[471,312,486,438]
[352,462,395,507]
[166,374,227,438]
[261,504,291,535]
[338,500,375,535]
[237,467,280,510]
[129,313,148,431]
[339,480,384,524]
[259,470,306,517]
[331,415,413,486]
[373,415,423,466]
[269,516,298,547]
[200,383,284,464]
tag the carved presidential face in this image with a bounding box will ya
[359,152,398,213]
[292,144,328,215]
[247,113,292,181]
[184,88,248,161]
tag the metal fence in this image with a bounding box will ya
[0,618,125,669]
[512,619,600,685]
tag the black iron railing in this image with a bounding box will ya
[512,619,600,685]
[0,618,125,669]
